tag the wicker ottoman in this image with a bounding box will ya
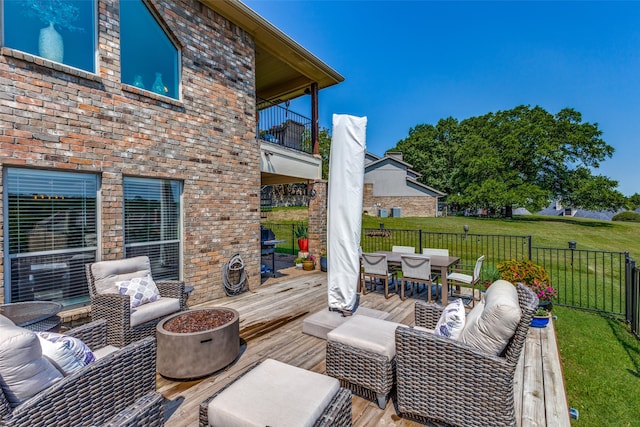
[199,359,352,427]
[326,314,403,409]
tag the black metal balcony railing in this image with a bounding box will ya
[257,99,313,154]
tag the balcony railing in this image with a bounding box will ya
[257,99,313,154]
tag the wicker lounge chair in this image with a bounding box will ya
[86,256,186,347]
[395,282,538,426]
[0,319,163,427]
[199,359,352,426]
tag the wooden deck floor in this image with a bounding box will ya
[159,268,571,426]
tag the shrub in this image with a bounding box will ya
[497,259,551,285]
[612,211,640,222]
[497,259,556,302]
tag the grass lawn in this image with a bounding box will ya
[268,211,640,426]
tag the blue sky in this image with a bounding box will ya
[244,1,640,196]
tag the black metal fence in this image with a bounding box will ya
[629,260,640,339]
[263,222,635,324]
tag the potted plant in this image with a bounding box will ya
[302,254,316,271]
[531,307,551,328]
[294,223,309,252]
[320,248,327,272]
[497,259,556,310]
[294,257,305,269]
[481,265,501,290]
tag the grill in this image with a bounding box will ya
[260,226,282,277]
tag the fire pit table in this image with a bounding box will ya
[156,307,240,380]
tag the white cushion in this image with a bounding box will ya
[0,314,15,327]
[37,332,95,375]
[130,297,180,327]
[117,274,160,308]
[91,256,152,295]
[459,279,521,355]
[447,272,473,284]
[0,324,63,406]
[208,359,340,427]
[327,314,404,359]
[93,345,120,360]
[433,298,466,340]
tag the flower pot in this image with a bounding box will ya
[298,238,309,252]
[320,256,327,272]
[295,263,303,269]
[302,260,314,271]
[531,315,550,328]
[538,300,553,312]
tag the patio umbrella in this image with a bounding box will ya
[327,114,367,314]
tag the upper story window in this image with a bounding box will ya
[3,0,96,72]
[120,0,180,100]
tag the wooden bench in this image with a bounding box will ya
[515,318,571,426]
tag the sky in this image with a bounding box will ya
[243,0,640,196]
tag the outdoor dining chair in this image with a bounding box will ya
[392,245,416,254]
[446,255,485,307]
[399,255,437,301]
[361,253,397,299]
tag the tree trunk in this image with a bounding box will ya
[505,205,513,218]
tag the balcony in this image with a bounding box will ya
[258,99,321,186]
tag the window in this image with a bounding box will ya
[120,0,180,99]
[123,177,181,280]
[4,168,98,306]
[2,0,96,72]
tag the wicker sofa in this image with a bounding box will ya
[86,256,186,347]
[0,318,163,427]
[395,282,538,426]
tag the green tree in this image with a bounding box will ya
[393,117,459,194]
[318,127,332,180]
[626,193,640,210]
[390,105,624,217]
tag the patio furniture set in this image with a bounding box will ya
[0,251,534,426]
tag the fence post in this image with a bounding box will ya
[625,252,632,324]
[527,235,532,260]
[292,223,295,255]
[419,229,423,253]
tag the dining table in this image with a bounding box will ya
[370,251,460,305]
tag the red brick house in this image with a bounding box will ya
[0,0,342,311]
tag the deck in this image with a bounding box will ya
[159,267,571,426]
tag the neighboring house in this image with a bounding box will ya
[363,152,445,218]
[537,201,622,221]
[0,0,342,308]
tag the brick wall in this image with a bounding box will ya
[308,179,328,262]
[0,0,261,304]
[363,184,438,218]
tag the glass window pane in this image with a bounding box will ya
[3,0,96,72]
[124,177,181,280]
[5,168,98,306]
[120,0,179,99]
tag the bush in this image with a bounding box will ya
[612,211,640,222]
[497,259,551,286]
[497,259,557,302]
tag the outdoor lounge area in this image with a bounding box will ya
[158,267,571,426]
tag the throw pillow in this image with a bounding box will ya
[116,273,160,308]
[0,324,63,407]
[37,332,95,376]
[433,298,466,339]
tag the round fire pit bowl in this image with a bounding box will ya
[156,307,240,380]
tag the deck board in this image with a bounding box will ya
[160,268,570,426]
